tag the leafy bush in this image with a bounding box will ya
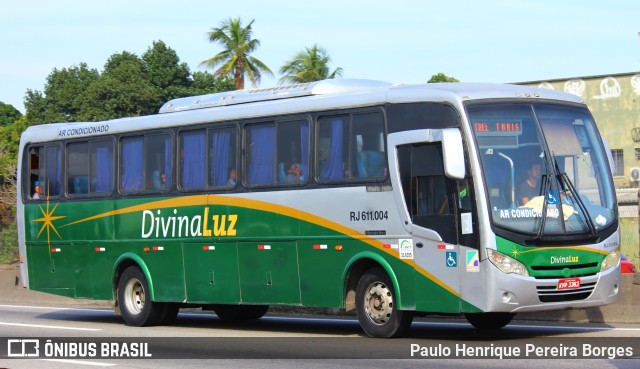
[0,222,18,264]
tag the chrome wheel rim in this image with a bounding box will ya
[123,277,145,315]
[363,281,393,325]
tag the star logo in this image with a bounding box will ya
[31,185,66,249]
[510,247,521,258]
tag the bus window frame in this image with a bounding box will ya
[118,130,174,196]
[176,122,240,193]
[315,107,389,185]
[242,116,312,189]
[65,137,116,199]
[22,142,63,202]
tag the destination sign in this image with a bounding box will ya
[473,119,522,136]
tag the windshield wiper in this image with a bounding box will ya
[534,174,551,241]
[554,160,598,238]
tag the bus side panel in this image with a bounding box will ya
[140,241,186,302]
[182,242,241,303]
[413,270,463,313]
[237,241,301,304]
[27,243,76,298]
[297,238,348,307]
[89,243,120,300]
[73,244,93,298]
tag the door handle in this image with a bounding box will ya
[416,242,423,248]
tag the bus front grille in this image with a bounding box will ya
[536,282,596,303]
[530,262,599,279]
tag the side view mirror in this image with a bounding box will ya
[441,128,466,179]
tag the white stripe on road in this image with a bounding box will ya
[0,322,101,331]
[0,304,111,313]
[41,358,116,367]
[2,303,640,333]
[262,316,640,332]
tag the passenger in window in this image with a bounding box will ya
[286,162,304,183]
[152,170,166,190]
[227,168,237,187]
[33,185,42,199]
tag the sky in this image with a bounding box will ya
[1,0,639,114]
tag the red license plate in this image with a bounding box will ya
[557,278,581,290]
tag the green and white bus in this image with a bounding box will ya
[17,79,621,337]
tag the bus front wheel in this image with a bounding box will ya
[464,312,515,330]
[117,266,163,326]
[355,267,413,338]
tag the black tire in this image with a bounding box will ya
[214,304,269,321]
[464,312,515,330]
[355,267,413,338]
[117,266,163,326]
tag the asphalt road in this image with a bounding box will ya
[0,303,639,368]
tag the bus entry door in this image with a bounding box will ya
[409,144,461,312]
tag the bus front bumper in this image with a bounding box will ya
[482,264,621,313]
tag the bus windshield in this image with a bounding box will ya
[468,102,616,238]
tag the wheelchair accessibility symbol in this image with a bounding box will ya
[446,251,457,268]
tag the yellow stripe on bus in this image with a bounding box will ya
[59,194,460,296]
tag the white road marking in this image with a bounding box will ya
[2,303,639,333]
[41,358,116,367]
[261,316,640,332]
[0,322,101,331]
[0,303,111,313]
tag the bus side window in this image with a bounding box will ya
[318,111,386,182]
[246,123,276,185]
[353,112,386,179]
[92,141,114,194]
[29,145,62,199]
[318,116,347,181]
[414,176,451,216]
[276,119,309,185]
[180,130,206,190]
[67,142,89,194]
[121,137,144,193]
[27,147,41,199]
[146,134,171,191]
[208,126,237,188]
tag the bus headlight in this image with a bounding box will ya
[487,249,529,277]
[600,248,621,272]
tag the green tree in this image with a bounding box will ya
[24,63,100,124]
[0,222,18,264]
[0,117,25,229]
[0,116,28,171]
[142,40,191,102]
[279,45,343,85]
[428,73,459,83]
[188,71,235,96]
[78,51,159,120]
[200,18,273,90]
[25,41,235,123]
[0,102,22,126]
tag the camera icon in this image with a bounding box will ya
[7,339,40,357]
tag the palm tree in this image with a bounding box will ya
[278,45,343,85]
[200,18,273,90]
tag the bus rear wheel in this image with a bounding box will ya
[117,266,163,326]
[214,304,269,321]
[355,267,413,338]
[464,312,515,330]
